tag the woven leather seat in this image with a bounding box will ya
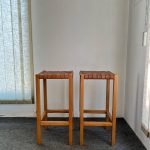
[80,71,115,79]
[36,71,73,79]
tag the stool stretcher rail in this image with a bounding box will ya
[41,121,69,126]
[84,109,106,114]
[83,121,112,127]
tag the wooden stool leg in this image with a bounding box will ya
[106,79,110,122]
[43,79,48,129]
[80,75,84,145]
[69,75,73,145]
[111,75,118,145]
[36,76,41,144]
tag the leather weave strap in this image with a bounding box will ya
[80,71,115,79]
[36,71,73,79]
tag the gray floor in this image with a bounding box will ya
[0,118,146,150]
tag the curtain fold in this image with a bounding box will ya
[0,0,33,103]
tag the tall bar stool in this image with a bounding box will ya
[79,71,118,145]
[35,71,73,145]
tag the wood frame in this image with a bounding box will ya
[79,71,118,146]
[36,71,73,145]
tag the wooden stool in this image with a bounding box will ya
[79,71,118,145]
[35,71,73,145]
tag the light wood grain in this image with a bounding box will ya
[111,75,118,145]
[80,75,84,145]
[43,79,48,128]
[84,121,112,127]
[36,76,41,144]
[41,121,69,126]
[69,74,73,145]
[106,79,110,122]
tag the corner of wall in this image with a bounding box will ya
[122,0,130,119]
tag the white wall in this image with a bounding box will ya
[0,0,128,118]
[125,0,150,149]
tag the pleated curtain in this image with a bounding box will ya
[0,0,33,103]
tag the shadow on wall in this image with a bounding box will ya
[134,73,144,133]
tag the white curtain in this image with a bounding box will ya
[0,0,33,103]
